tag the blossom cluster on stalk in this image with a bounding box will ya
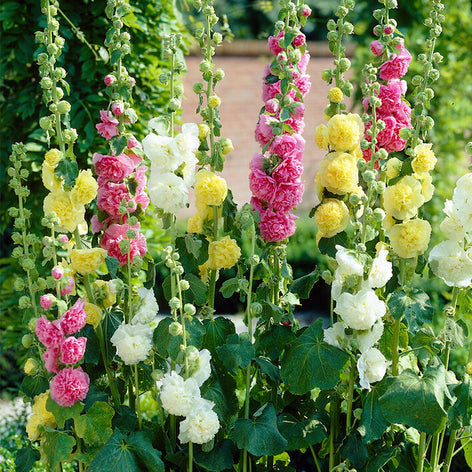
[249,5,312,242]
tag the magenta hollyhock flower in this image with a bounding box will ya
[375,81,404,115]
[60,276,75,296]
[268,31,285,55]
[250,196,266,213]
[249,168,278,204]
[379,47,412,80]
[271,181,305,212]
[93,152,136,182]
[293,33,306,48]
[295,75,311,96]
[249,153,264,172]
[111,103,124,116]
[96,110,119,140]
[91,215,105,234]
[50,366,90,407]
[393,100,412,127]
[97,181,135,219]
[101,223,147,266]
[36,315,63,347]
[268,134,305,160]
[258,209,298,242]
[272,155,304,182]
[60,337,87,364]
[60,298,87,335]
[301,6,312,17]
[384,25,394,35]
[127,136,141,150]
[104,74,115,86]
[297,53,310,75]
[52,266,64,280]
[254,114,277,147]
[370,40,383,56]
[265,99,279,114]
[43,345,61,373]
[40,294,54,310]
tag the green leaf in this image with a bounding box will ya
[364,446,400,472]
[260,301,284,324]
[202,317,236,354]
[20,374,48,398]
[220,277,240,298]
[46,396,84,429]
[229,403,287,457]
[216,332,255,375]
[14,447,40,472]
[290,270,319,299]
[254,356,280,382]
[359,382,390,444]
[110,49,122,66]
[186,273,208,306]
[75,401,114,446]
[106,256,120,278]
[112,405,138,433]
[448,375,472,429]
[87,430,139,472]
[153,317,173,358]
[379,366,450,434]
[340,431,369,468]
[127,430,164,472]
[82,324,100,365]
[281,319,350,394]
[265,73,279,85]
[109,135,128,156]
[387,289,433,331]
[280,107,291,122]
[277,413,326,450]
[464,437,472,469]
[41,427,76,470]
[283,32,295,48]
[184,233,203,260]
[280,78,289,95]
[318,232,348,258]
[194,439,235,472]
[55,158,78,187]
[442,317,468,350]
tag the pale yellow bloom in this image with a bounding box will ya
[314,198,350,238]
[43,189,86,233]
[412,143,437,174]
[93,280,116,308]
[26,391,57,441]
[187,213,205,234]
[42,161,62,192]
[71,169,98,205]
[383,214,396,231]
[314,172,324,202]
[84,301,103,328]
[327,113,364,152]
[383,175,424,220]
[415,172,434,202]
[208,236,241,270]
[388,219,431,259]
[314,124,329,150]
[385,157,402,179]
[70,247,107,275]
[199,262,210,284]
[194,169,228,206]
[329,87,344,103]
[318,151,359,195]
[24,358,39,375]
[44,148,62,167]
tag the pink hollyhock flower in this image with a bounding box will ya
[370,40,383,56]
[60,276,75,296]
[272,155,304,182]
[269,133,305,160]
[376,81,404,115]
[36,315,63,347]
[111,103,124,116]
[60,337,87,364]
[129,77,136,86]
[101,223,147,266]
[135,189,150,212]
[96,110,119,140]
[301,7,312,17]
[255,114,277,147]
[286,114,305,135]
[268,31,285,55]
[295,75,311,97]
[104,74,115,86]
[394,100,412,127]
[91,215,105,234]
[40,294,54,310]
[93,152,136,182]
[384,25,394,35]
[127,136,141,150]
[262,81,282,103]
[97,181,135,219]
[271,181,305,212]
[50,366,90,407]
[127,151,143,168]
[265,99,279,114]
[379,47,412,80]
[258,209,298,242]
[249,168,277,205]
[251,196,266,213]
[52,266,64,280]
[43,345,61,373]
[293,33,306,48]
[59,235,69,244]
[60,298,87,335]
[250,153,264,172]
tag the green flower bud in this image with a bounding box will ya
[39,116,53,130]
[214,68,225,81]
[180,279,190,291]
[57,100,71,114]
[338,58,351,72]
[158,73,169,85]
[54,67,66,79]
[465,142,472,155]
[174,83,184,96]
[19,295,31,309]
[219,137,234,155]
[349,192,361,205]
[375,181,385,194]
[327,31,338,42]
[47,43,59,56]
[199,60,212,73]
[213,32,223,44]
[130,255,143,272]
[184,303,196,316]
[169,321,183,336]
[22,334,34,348]
[40,77,53,90]
[363,170,376,182]
[169,297,181,310]
[327,19,337,31]
[168,98,181,111]
[13,277,25,291]
[250,302,262,315]
[357,158,367,171]
[193,81,204,94]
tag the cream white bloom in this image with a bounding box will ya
[175,123,199,157]
[323,322,350,350]
[131,287,159,325]
[428,240,472,287]
[148,171,188,214]
[335,245,364,277]
[357,347,389,390]
[159,372,201,417]
[190,349,212,387]
[452,173,472,236]
[368,249,393,289]
[148,117,170,136]
[178,398,220,444]
[142,133,182,171]
[355,320,384,353]
[440,200,466,242]
[110,323,154,365]
[335,288,386,331]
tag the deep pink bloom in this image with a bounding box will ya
[394,100,412,127]
[249,168,277,204]
[268,31,285,55]
[50,366,90,407]
[104,75,115,86]
[250,196,266,213]
[295,74,311,96]
[379,47,412,80]
[52,266,64,280]
[293,33,306,48]
[97,181,135,219]
[272,155,304,182]
[254,114,277,147]
[43,345,61,373]
[96,110,119,140]
[60,276,75,296]
[40,294,54,310]
[111,103,124,116]
[93,152,136,182]
[91,215,105,234]
[60,298,87,335]
[127,136,141,150]
[370,40,383,56]
[249,153,264,172]
[36,315,63,347]
[384,25,394,35]
[60,337,87,364]
[258,209,298,242]
[265,99,279,114]
[268,133,305,160]
[297,53,310,75]
[375,80,405,114]
[301,7,312,17]
[101,223,147,266]
[271,181,305,212]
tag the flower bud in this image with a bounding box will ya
[39,116,53,130]
[112,102,125,115]
[213,32,223,44]
[349,192,361,205]
[168,98,181,111]
[214,68,225,81]
[24,358,40,376]
[465,142,472,156]
[19,295,31,309]
[219,137,234,155]
[40,77,53,90]
[466,362,472,375]
[373,208,385,222]
[57,100,71,114]
[193,81,204,94]
[22,334,34,349]
[52,266,64,280]
[199,60,212,73]
[250,302,262,315]
[208,95,221,108]
[321,69,332,83]
[338,58,351,72]
[169,297,181,310]
[184,303,196,316]
[169,321,183,336]
[180,279,190,291]
[363,170,376,182]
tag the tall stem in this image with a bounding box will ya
[417,432,427,472]
[188,441,193,472]
[391,318,401,376]
[430,432,440,472]
[329,398,340,471]
[443,430,456,472]
[346,357,356,434]
[134,364,142,429]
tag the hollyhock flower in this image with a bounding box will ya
[96,110,119,140]
[327,114,364,152]
[111,323,154,365]
[127,136,141,150]
[71,169,98,205]
[370,40,383,55]
[36,315,63,347]
[375,81,406,115]
[384,25,394,34]
[440,200,467,242]
[314,198,350,238]
[104,74,115,86]
[412,143,437,174]
[60,336,87,364]
[208,236,241,270]
[158,371,201,416]
[111,103,124,115]
[335,245,364,277]
[297,52,310,75]
[394,100,412,126]
[84,302,102,328]
[148,171,188,214]
[40,294,54,310]
[324,321,350,350]
[295,74,311,96]
[368,248,393,289]
[60,276,75,296]
[318,151,359,195]
[265,99,279,114]
[357,348,389,390]
[44,148,62,167]
[268,31,285,55]
[131,286,159,325]
[301,6,312,17]
[43,190,86,234]
[175,123,200,158]
[293,33,306,47]
[272,155,304,182]
[194,169,228,206]
[452,173,472,234]
[271,181,304,212]
[52,266,64,280]
[356,321,385,353]
[43,346,60,374]
[189,349,212,387]
[254,114,278,147]
[50,366,90,407]
[250,153,264,171]
[379,47,412,80]
[388,219,431,259]
[60,298,87,335]
[91,215,105,234]
[93,152,136,182]
[142,133,182,171]
[178,398,220,444]
[258,209,297,242]
[97,181,134,219]
[102,223,147,266]
[69,248,107,275]
[383,175,424,220]
[249,168,277,203]
[26,392,57,441]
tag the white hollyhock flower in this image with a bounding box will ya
[178,398,220,444]
[190,349,212,387]
[148,117,170,136]
[335,245,364,277]
[148,170,188,214]
[368,248,393,289]
[181,153,198,187]
[142,133,182,171]
[355,320,384,353]
[428,240,472,287]
[335,288,386,331]
[357,347,389,390]
[323,322,350,350]
[110,323,153,365]
[440,200,467,242]
[452,173,472,237]
[131,287,159,325]
[159,372,201,417]
[175,123,199,157]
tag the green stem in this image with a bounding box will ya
[330,296,334,327]
[207,205,220,309]
[135,364,142,429]
[309,445,322,472]
[430,432,440,472]
[170,44,175,135]
[346,357,356,434]
[417,432,427,472]
[468,341,472,363]
[391,318,401,376]
[170,414,177,452]
[443,429,457,472]
[329,398,340,471]
[189,441,193,472]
